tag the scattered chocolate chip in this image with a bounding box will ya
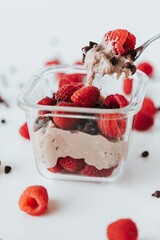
[4,165,12,174]
[157,106,160,111]
[1,119,6,124]
[141,151,149,158]
[152,190,160,198]
[110,57,118,66]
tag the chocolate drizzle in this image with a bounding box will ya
[82,41,97,63]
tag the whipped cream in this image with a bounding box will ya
[83,37,136,85]
[33,121,128,170]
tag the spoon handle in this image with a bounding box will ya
[131,33,160,61]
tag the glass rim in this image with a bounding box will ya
[17,64,149,116]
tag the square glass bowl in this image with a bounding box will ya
[17,65,148,183]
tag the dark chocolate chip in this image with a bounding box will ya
[89,41,97,47]
[130,50,137,61]
[141,151,149,158]
[122,62,132,69]
[4,166,12,174]
[130,65,137,75]
[152,190,160,198]
[110,57,118,66]
[1,119,6,124]
[79,119,98,135]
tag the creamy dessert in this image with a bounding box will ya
[82,29,137,85]
[33,120,128,170]
[31,29,135,178]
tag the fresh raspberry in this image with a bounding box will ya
[45,59,61,66]
[98,113,127,139]
[53,102,80,130]
[19,122,30,139]
[107,218,138,240]
[47,160,64,173]
[71,86,100,108]
[55,83,83,102]
[123,78,133,95]
[98,94,129,139]
[18,185,49,216]
[37,96,56,116]
[133,110,154,131]
[37,96,56,106]
[80,164,116,177]
[74,60,84,65]
[141,97,157,116]
[59,156,85,173]
[137,61,154,77]
[104,29,136,55]
[57,73,85,88]
[104,94,129,108]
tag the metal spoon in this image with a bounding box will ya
[130,33,160,61]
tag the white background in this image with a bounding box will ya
[0,0,160,239]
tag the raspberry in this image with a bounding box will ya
[74,60,84,65]
[47,160,64,173]
[18,185,49,216]
[137,61,153,77]
[80,164,116,177]
[98,94,129,139]
[57,73,85,88]
[59,156,85,173]
[98,113,127,139]
[71,86,100,108]
[53,102,80,130]
[133,111,154,131]
[37,96,56,106]
[19,122,30,139]
[37,96,56,116]
[45,59,61,66]
[107,218,138,240]
[104,29,136,55]
[123,78,133,95]
[104,94,129,108]
[141,97,157,116]
[55,83,83,102]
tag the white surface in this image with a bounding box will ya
[0,1,160,239]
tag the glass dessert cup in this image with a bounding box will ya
[17,65,148,183]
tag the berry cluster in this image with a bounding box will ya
[33,73,129,177]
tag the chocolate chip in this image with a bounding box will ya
[110,57,118,66]
[89,41,97,47]
[130,65,137,75]
[82,46,92,53]
[33,117,51,132]
[4,166,12,174]
[141,151,149,158]
[130,50,137,61]
[1,119,6,124]
[122,62,137,75]
[152,190,160,198]
[122,62,132,69]
[78,119,98,135]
